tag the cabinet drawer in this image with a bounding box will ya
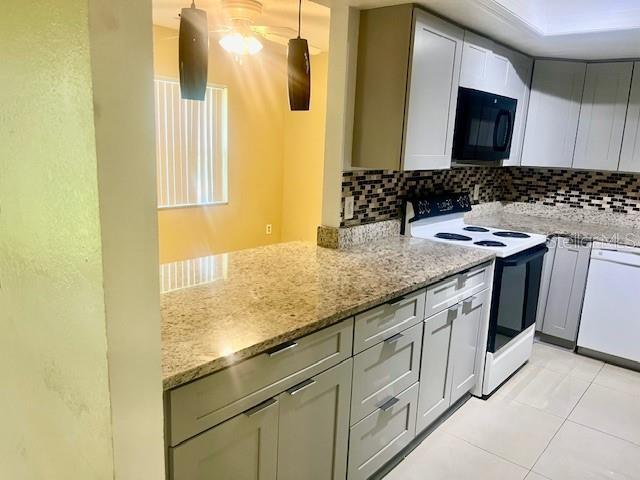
[167,319,353,446]
[425,264,490,317]
[347,383,419,480]
[354,289,425,353]
[351,323,423,424]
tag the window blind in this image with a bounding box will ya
[154,78,228,208]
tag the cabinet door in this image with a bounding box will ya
[403,10,463,171]
[536,237,557,332]
[170,398,279,480]
[573,62,633,171]
[542,239,592,342]
[416,306,455,433]
[521,60,586,168]
[620,62,640,173]
[459,31,493,92]
[449,289,489,404]
[502,49,533,166]
[277,360,352,480]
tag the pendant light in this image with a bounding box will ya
[179,1,209,101]
[288,0,311,111]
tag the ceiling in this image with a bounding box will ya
[152,0,331,52]
[315,0,640,60]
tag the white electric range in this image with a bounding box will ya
[402,194,548,395]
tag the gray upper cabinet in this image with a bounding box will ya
[573,62,634,171]
[170,397,279,480]
[521,60,586,168]
[459,31,533,166]
[620,62,640,173]
[277,360,352,480]
[542,238,592,343]
[352,5,463,171]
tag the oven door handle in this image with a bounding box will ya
[502,246,548,267]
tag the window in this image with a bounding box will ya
[154,78,228,208]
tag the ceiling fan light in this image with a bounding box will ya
[219,32,263,56]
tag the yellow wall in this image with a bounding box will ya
[282,53,328,242]
[0,1,164,478]
[154,25,287,262]
[153,25,328,262]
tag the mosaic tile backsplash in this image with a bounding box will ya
[341,167,640,227]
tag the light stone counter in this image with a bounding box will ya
[161,239,494,390]
[466,210,640,248]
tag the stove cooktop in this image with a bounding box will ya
[410,217,547,258]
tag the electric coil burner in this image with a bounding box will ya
[494,231,531,239]
[464,226,491,232]
[475,240,507,247]
[435,233,472,241]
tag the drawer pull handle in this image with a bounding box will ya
[244,398,278,417]
[388,295,406,306]
[266,340,298,357]
[379,397,400,412]
[286,378,316,396]
[384,333,404,343]
[463,296,476,307]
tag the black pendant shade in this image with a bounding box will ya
[288,37,311,111]
[179,4,209,101]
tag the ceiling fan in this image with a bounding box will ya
[211,0,321,57]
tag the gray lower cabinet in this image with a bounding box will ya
[277,359,353,480]
[350,322,423,424]
[170,359,353,480]
[449,290,489,404]
[347,383,419,480]
[542,238,592,343]
[170,396,279,480]
[417,289,489,433]
[536,237,557,332]
[415,306,454,433]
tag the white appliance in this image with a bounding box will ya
[578,243,640,363]
[403,195,548,395]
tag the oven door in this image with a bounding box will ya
[453,87,517,162]
[487,245,548,353]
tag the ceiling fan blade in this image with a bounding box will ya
[251,25,298,37]
[260,32,322,55]
[179,5,209,101]
[209,26,232,34]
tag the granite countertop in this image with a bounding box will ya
[161,239,494,390]
[466,211,640,247]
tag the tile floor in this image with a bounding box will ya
[385,341,640,480]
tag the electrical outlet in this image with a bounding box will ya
[344,196,355,220]
[266,224,272,235]
[473,184,481,202]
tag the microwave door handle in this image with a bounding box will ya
[502,246,548,267]
[492,110,512,152]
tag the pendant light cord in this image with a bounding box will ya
[298,0,302,38]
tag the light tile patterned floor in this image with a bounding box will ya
[385,341,640,480]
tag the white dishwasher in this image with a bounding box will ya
[577,243,640,363]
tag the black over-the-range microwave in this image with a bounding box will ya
[452,87,518,163]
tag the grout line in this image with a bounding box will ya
[525,348,599,471]
[444,431,535,472]
[565,418,640,449]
